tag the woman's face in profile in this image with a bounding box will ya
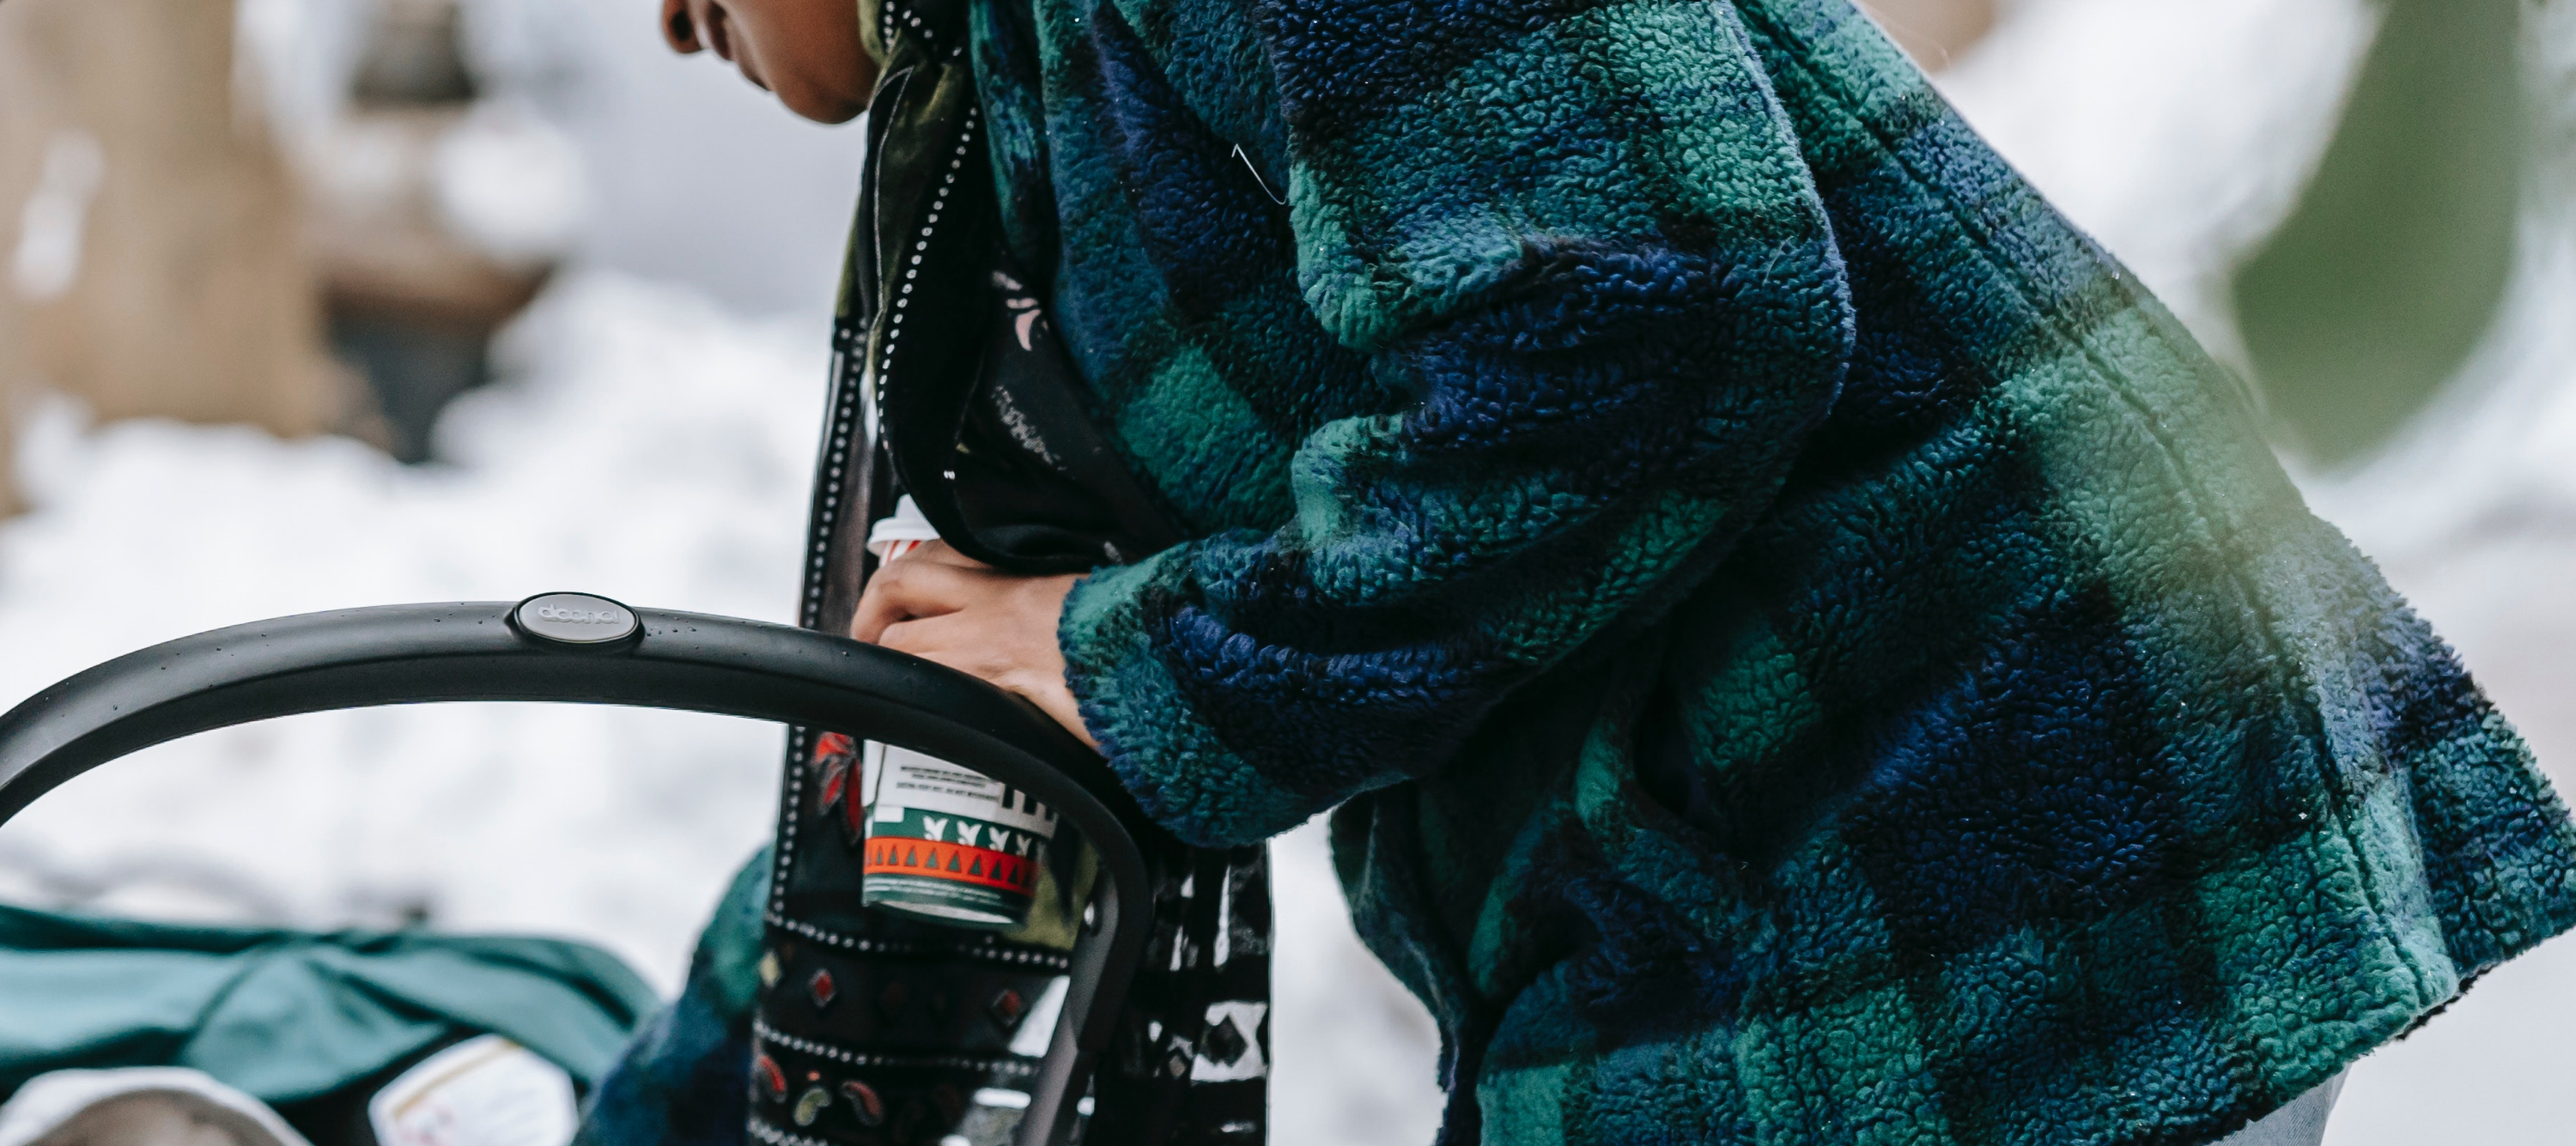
[659,0,878,124]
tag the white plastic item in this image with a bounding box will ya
[364,1035,578,1146]
[866,494,941,562]
[0,1067,311,1146]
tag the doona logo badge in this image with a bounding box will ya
[532,604,623,624]
[512,592,640,646]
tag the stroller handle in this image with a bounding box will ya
[0,596,1162,1146]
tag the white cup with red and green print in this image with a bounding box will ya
[857,741,1060,929]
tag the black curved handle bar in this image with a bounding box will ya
[0,600,1163,1146]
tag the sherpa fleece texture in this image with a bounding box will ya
[573,852,766,1146]
[961,0,2576,1141]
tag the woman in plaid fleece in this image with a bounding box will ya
[592,0,2576,1143]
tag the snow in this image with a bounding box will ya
[9,131,106,305]
[1269,825,1448,1146]
[1936,0,2379,369]
[0,276,817,977]
[431,101,589,268]
[237,0,867,313]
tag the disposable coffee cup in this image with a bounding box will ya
[860,741,1059,929]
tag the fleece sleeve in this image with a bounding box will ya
[1060,0,1855,846]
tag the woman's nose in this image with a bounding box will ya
[660,0,702,53]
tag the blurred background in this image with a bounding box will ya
[0,0,2567,1143]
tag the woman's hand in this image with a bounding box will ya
[850,542,1096,748]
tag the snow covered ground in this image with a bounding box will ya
[0,276,817,961]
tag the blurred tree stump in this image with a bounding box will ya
[0,0,349,514]
[304,0,562,464]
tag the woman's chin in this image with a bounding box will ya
[781,89,869,124]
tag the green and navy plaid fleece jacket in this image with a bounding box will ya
[956,0,2576,1141]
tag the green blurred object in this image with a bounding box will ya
[2232,0,2525,465]
[0,902,659,1105]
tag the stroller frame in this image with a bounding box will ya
[0,595,1171,1146]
